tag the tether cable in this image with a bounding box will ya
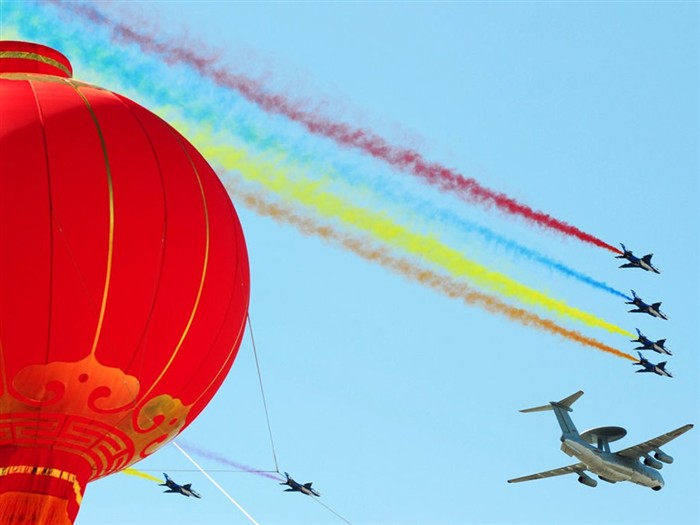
[247,312,279,473]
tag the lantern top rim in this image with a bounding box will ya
[0,40,73,78]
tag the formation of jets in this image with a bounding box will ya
[618,245,674,377]
[157,471,322,500]
[508,391,693,490]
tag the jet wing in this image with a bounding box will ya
[619,263,638,269]
[617,424,693,459]
[507,463,586,483]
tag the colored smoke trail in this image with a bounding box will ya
[227,183,635,361]
[178,441,283,481]
[324,156,629,299]
[9,4,628,346]
[123,469,162,483]
[9,4,626,301]
[61,0,621,254]
[179,129,631,337]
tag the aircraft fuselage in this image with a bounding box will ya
[560,438,664,490]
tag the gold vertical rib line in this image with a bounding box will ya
[66,80,115,357]
[136,131,210,406]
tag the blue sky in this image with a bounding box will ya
[2,1,698,524]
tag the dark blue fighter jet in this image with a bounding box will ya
[634,352,673,378]
[280,472,320,497]
[160,473,202,498]
[632,328,671,355]
[626,290,668,320]
[616,243,660,273]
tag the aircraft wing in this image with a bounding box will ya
[507,463,586,483]
[617,424,694,459]
[619,263,638,268]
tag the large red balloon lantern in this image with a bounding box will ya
[0,41,250,524]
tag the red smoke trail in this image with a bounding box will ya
[57,1,621,254]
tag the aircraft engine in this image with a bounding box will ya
[577,473,597,488]
[654,450,674,464]
[644,455,663,470]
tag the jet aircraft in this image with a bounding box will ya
[616,243,660,273]
[632,328,671,355]
[626,290,668,320]
[507,391,692,490]
[280,472,320,497]
[634,352,673,378]
[159,473,202,498]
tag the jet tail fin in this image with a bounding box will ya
[520,390,584,413]
[519,391,583,437]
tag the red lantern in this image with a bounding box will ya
[0,41,250,524]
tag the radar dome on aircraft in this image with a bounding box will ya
[0,41,249,524]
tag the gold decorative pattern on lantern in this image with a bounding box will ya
[0,354,191,480]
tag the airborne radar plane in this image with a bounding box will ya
[159,473,202,498]
[626,290,668,320]
[507,391,692,490]
[280,472,320,497]
[632,328,671,355]
[616,243,660,273]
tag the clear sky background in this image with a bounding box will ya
[2,1,698,524]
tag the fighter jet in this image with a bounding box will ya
[634,352,673,378]
[280,472,320,497]
[616,243,660,274]
[159,473,202,498]
[508,391,692,490]
[632,328,671,355]
[626,290,668,320]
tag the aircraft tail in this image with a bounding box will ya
[519,391,583,437]
[520,391,583,413]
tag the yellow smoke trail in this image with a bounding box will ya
[174,123,631,338]
[123,468,162,483]
[227,183,635,361]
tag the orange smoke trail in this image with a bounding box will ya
[229,184,635,361]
